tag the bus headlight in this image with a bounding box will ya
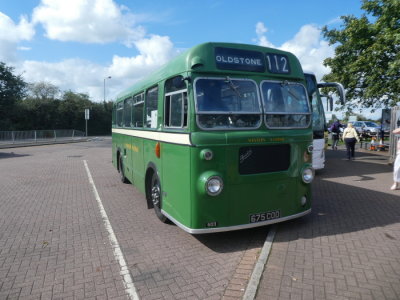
[206,176,223,196]
[307,145,314,154]
[301,167,314,184]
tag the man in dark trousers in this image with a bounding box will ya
[330,119,343,150]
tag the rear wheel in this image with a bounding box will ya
[150,172,167,223]
[118,155,128,183]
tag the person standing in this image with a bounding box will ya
[342,122,360,160]
[330,119,343,150]
[391,127,400,190]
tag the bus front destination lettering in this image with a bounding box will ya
[215,55,262,66]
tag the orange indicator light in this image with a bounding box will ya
[155,142,161,158]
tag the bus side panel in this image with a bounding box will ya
[113,132,125,168]
[161,143,191,226]
[131,136,145,193]
[119,134,130,181]
[142,139,161,193]
[123,135,133,182]
[112,132,118,169]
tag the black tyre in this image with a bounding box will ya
[118,155,128,183]
[150,172,168,223]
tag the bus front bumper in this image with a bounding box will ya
[161,208,311,234]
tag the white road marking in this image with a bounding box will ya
[83,160,139,300]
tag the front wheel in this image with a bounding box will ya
[150,173,168,223]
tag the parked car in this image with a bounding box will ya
[352,121,381,136]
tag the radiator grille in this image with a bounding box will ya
[238,144,290,175]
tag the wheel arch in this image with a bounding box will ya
[145,162,158,209]
[116,147,122,172]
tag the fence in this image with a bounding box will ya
[0,129,86,146]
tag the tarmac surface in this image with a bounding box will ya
[0,139,399,299]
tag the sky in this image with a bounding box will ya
[0,0,371,117]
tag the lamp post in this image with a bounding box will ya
[103,76,111,102]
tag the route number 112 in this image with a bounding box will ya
[266,53,290,74]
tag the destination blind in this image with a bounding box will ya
[215,47,265,72]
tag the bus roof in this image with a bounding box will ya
[115,42,305,101]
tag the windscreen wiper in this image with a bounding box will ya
[225,76,242,98]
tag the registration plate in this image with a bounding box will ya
[250,210,280,223]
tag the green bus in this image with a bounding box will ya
[112,42,314,234]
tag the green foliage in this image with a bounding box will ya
[17,98,61,130]
[0,62,27,130]
[322,0,400,111]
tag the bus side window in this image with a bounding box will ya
[132,93,144,128]
[145,86,159,129]
[116,102,124,127]
[165,92,188,128]
[164,76,187,128]
[124,97,132,127]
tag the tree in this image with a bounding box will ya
[322,0,400,111]
[0,67,112,134]
[18,97,61,130]
[58,91,92,132]
[0,62,27,129]
[88,101,112,135]
[28,81,60,100]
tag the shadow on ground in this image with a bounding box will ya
[277,148,399,241]
[194,226,267,253]
[0,152,30,159]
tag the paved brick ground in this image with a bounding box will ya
[0,139,266,300]
[256,147,400,300]
[3,139,398,300]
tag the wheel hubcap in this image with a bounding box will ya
[151,184,160,206]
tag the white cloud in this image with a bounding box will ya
[17,46,32,51]
[109,35,176,78]
[2,7,336,104]
[254,22,274,48]
[2,0,178,102]
[32,0,145,46]
[0,13,34,42]
[0,12,35,62]
[20,58,120,101]
[280,24,334,79]
[255,22,334,80]
[19,35,178,101]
